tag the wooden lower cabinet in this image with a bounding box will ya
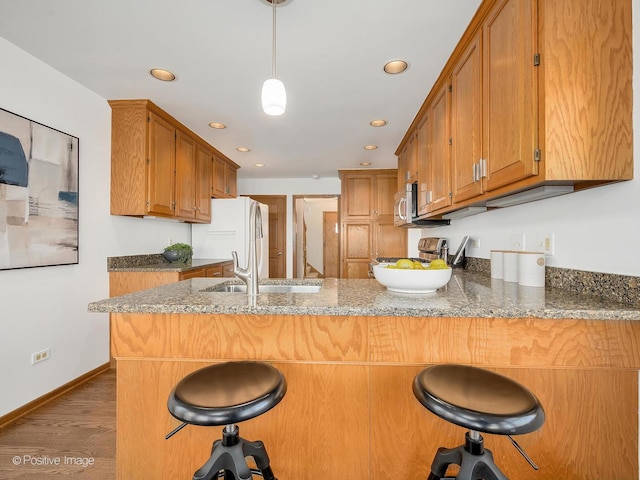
[110,312,640,480]
[109,262,233,297]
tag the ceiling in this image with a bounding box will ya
[0,0,482,180]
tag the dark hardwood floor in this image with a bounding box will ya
[0,369,115,479]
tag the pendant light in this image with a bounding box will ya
[261,0,286,116]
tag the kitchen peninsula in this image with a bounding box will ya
[89,272,640,480]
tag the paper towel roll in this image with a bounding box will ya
[518,252,545,287]
[503,251,519,282]
[490,250,504,279]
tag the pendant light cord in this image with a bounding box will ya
[272,0,277,79]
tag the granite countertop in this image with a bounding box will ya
[88,270,640,320]
[107,254,232,273]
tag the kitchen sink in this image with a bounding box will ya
[209,283,321,294]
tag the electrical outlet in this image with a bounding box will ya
[510,233,525,251]
[31,348,50,365]
[469,238,480,249]
[537,233,555,256]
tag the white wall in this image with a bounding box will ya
[0,38,191,416]
[407,4,640,278]
[238,178,341,278]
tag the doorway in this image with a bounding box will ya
[293,195,339,279]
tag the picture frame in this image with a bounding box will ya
[0,107,79,270]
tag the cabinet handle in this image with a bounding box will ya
[480,158,487,178]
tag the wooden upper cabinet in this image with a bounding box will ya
[195,143,212,222]
[451,32,483,203]
[482,0,537,192]
[396,0,632,217]
[212,155,239,198]
[340,171,397,221]
[174,129,197,219]
[541,0,632,182]
[109,99,234,223]
[342,174,374,219]
[416,115,429,217]
[374,173,397,221]
[427,82,452,213]
[146,112,176,216]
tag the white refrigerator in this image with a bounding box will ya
[191,198,269,278]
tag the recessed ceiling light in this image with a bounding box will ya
[254,163,265,167]
[363,145,378,150]
[360,162,372,166]
[312,174,320,179]
[370,119,387,127]
[208,122,226,129]
[149,68,176,81]
[236,147,251,153]
[383,60,408,74]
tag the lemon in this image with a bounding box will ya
[428,259,448,270]
[395,258,415,269]
[412,260,425,269]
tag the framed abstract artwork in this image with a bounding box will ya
[0,107,79,270]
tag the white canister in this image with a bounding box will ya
[490,250,504,279]
[518,252,546,287]
[502,251,519,282]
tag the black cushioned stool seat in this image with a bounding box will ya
[413,364,544,480]
[167,361,286,480]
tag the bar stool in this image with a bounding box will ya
[166,361,287,480]
[413,364,545,480]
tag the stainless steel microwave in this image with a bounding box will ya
[394,182,452,228]
[393,183,416,227]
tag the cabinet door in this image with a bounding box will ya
[416,115,430,216]
[405,132,418,184]
[147,112,175,216]
[374,221,407,259]
[451,32,483,203]
[204,265,224,278]
[397,144,408,192]
[342,175,373,219]
[374,174,397,221]
[195,143,212,222]
[222,261,234,277]
[427,83,452,213]
[175,130,197,220]
[212,157,237,198]
[483,0,537,191]
[226,165,237,198]
[212,156,227,198]
[341,221,372,278]
[179,268,206,280]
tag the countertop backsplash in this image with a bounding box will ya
[464,257,639,307]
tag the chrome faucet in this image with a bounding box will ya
[232,200,263,296]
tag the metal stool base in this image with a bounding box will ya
[193,425,277,480]
[426,431,508,480]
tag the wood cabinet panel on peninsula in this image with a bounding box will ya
[397,0,633,218]
[105,309,640,480]
[109,99,238,223]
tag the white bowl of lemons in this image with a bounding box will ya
[372,258,452,293]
